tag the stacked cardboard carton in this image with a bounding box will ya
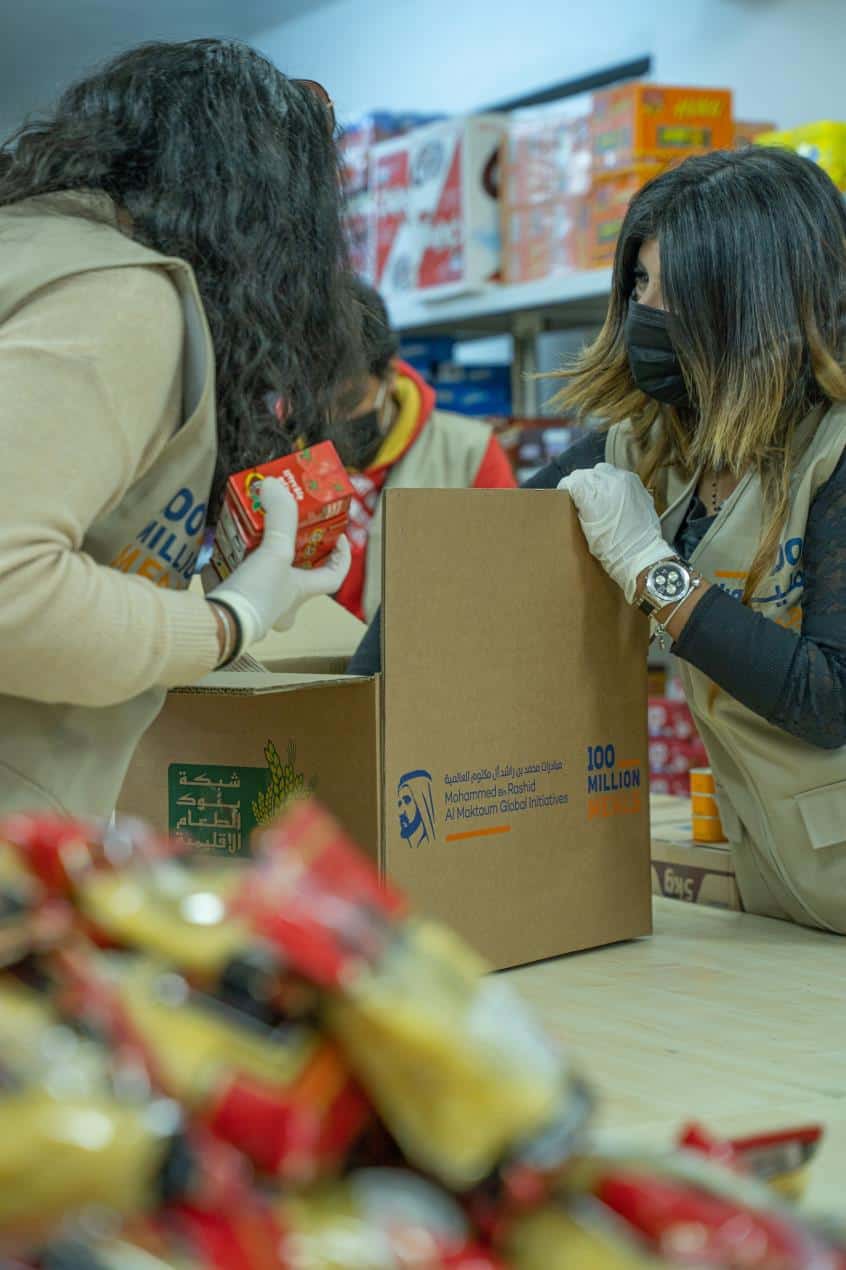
[585,83,734,267]
[501,83,737,278]
[500,99,593,283]
[370,114,507,299]
[340,112,441,281]
[647,696,708,797]
[650,793,741,911]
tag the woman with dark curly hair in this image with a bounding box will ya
[0,40,359,816]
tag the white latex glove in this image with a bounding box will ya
[209,477,351,647]
[558,463,673,603]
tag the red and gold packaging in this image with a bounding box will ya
[56,951,372,1185]
[206,442,353,585]
[236,800,406,990]
[274,1170,508,1270]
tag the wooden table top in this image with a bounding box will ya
[506,897,846,1215]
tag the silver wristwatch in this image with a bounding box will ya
[637,557,695,618]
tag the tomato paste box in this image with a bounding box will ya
[204,443,353,586]
[592,83,733,172]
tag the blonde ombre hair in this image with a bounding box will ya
[552,147,846,605]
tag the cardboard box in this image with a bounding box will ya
[340,112,443,195]
[647,697,698,742]
[503,196,587,284]
[755,121,846,190]
[371,115,506,299]
[650,773,693,798]
[733,119,777,147]
[649,736,708,777]
[650,795,741,910]
[342,189,374,282]
[503,100,593,205]
[592,83,733,172]
[586,164,666,267]
[121,491,652,970]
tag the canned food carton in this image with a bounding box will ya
[592,83,733,172]
[372,114,506,299]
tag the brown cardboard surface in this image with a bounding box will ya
[122,490,652,969]
[651,838,741,911]
[119,676,380,863]
[381,489,652,969]
[650,794,740,910]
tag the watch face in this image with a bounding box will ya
[649,561,689,605]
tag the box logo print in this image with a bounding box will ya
[168,739,313,857]
[252,739,312,827]
[397,769,437,847]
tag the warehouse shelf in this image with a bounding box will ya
[386,268,613,336]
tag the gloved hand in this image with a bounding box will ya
[209,477,351,649]
[558,463,673,603]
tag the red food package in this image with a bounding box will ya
[0,814,177,898]
[170,1201,286,1270]
[597,1171,837,1267]
[208,1049,372,1184]
[648,738,708,777]
[647,698,698,742]
[235,799,406,989]
[648,774,693,798]
[57,949,372,1185]
[679,1121,825,1197]
[224,441,353,571]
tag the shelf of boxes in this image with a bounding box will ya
[386,269,612,337]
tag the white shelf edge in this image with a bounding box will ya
[386,268,613,332]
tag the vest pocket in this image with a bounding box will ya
[795,779,846,850]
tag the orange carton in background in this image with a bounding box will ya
[203,442,353,585]
[587,163,666,266]
[733,119,777,147]
[502,106,592,205]
[592,83,733,171]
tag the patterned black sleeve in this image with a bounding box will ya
[674,447,846,749]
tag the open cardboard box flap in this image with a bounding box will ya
[176,593,370,693]
[122,488,651,969]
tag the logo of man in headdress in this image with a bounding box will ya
[397,769,436,848]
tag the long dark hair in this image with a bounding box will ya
[0,39,363,510]
[552,146,846,602]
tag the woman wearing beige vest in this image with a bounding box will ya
[552,147,846,933]
[0,42,359,817]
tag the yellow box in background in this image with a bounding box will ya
[756,121,846,190]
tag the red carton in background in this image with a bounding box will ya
[372,114,506,299]
[203,443,353,586]
[228,443,352,542]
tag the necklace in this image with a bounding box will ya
[710,473,724,515]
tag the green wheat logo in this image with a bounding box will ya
[251,739,314,826]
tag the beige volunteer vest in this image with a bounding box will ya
[608,404,846,931]
[0,193,217,817]
[361,408,493,623]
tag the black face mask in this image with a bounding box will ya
[624,298,691,409]
[332,408,385,472]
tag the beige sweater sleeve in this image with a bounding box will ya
[0,266,220,707]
